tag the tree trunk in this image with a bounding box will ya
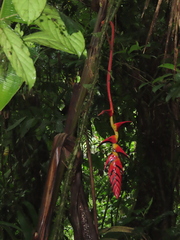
[69,153,99,240]
[135,96,177,239]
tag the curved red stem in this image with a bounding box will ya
[107,21,115,116]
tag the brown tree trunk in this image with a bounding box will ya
[69,153,99,240]
[135,97,177,239]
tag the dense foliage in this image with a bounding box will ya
[0,0,180,240]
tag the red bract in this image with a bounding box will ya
[114,121,131,131]
[98,109,113,116]
[113,143,129,158]
[105,152,123,168]
[105,153,123,198]
[99,135,117,146]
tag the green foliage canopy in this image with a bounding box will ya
[0,0,85,110]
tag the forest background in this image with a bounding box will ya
[0,0,180,240]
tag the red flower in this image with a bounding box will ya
[105,152,123,198]
[99,135,117,146]
[113,143,129,158]
[98,109,113,116]
[114,121,131,131]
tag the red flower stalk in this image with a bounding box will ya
[98,21,131,199]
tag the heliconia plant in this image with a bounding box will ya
[98,21,131,198]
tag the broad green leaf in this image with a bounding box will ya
[0,0,23,23]
[0,64,22,110]
[159,63,180,72]
[12,0,46,25]
[0,22,36,89]
[24,5,85,57]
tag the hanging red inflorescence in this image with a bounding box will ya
[104,152,123,198]
[98,21,131,198]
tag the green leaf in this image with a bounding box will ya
[0,64,22,110]
[128,42,141,54]
[153,73,172,83]
[17,208,33,240]
[59,12,81,35]
[20,118,37,138]
[166,85,180,102]
[174,73,180,82]
[100,226,134,235]
[0,221,22,231]
[12,0,46,25]
[152,84,164,93]
[23,201,38,227]
[0,0,23,23]
[139,82,148,89]
[6,116,26,131]
[0,21,36,88]
[159,63,180,72]
[0,225,19,240]
[24,5,85,57]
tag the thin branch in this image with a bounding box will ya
[101,194,110,229]
[164,0,175,59]
[141,0,151,18]
[143,0,163,53]
[86,133,99,237]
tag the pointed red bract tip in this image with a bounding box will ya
[114,121,131,131]
[98,109,113,116]
[98,135,117,147]
[113,143,129,158]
